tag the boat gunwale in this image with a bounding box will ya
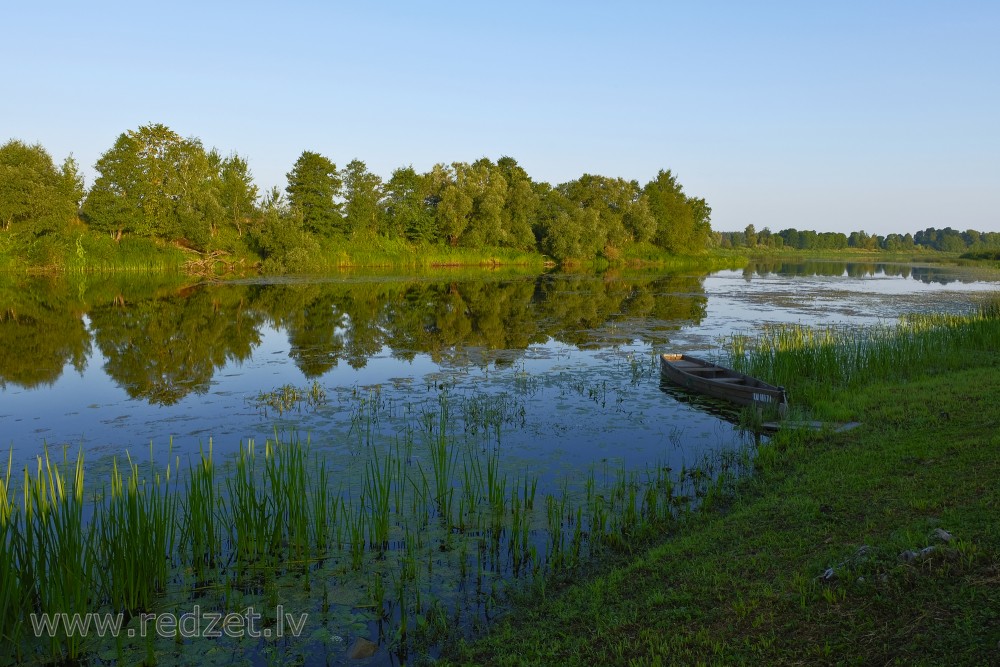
[660,353,787,407]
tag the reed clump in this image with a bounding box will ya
[723,296,1000,407]
[0,389,742,665]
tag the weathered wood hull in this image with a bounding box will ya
[660,354,787,408]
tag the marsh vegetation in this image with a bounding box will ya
[2,264,999,664]
[0,386,751,665]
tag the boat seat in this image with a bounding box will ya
[711,378,744,383]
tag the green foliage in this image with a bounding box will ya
[495,156,539,249]
[558,174,632,250]
[216,151,259,238]
[5,127,725,272]
[385,165,437,242]
[342,158,384,237]
[536,187,603,260]
[434,163,473,246]
[643,169,711,253]
[81,124,220,250]
[0,140,79,237]
[285,150,342,236]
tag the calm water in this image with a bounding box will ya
[3,261,999,665]
[2,261,997,475]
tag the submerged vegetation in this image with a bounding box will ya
[0,388,750,665]
[2,256,998,663]
[446,297,1000,664]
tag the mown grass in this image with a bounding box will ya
[444,307,1000,665]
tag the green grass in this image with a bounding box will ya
[721,296,1000,418]
[6,305,999,664]
[444,317,1000,665]
[0,388,723,665]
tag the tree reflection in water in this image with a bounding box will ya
[0,271,710,403]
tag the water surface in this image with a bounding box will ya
[2,261,997,474]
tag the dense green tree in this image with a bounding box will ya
[0,140,80,236]
[622,189,657,244]
[82,124,219,248]
[342,159,384,237]
[643,170,707,253]
[461,158,508,247]
[216,152,259,237]
[249,186,323,272]
[558,174,644,252]
[496,156,540,249]
[385,166,436,242]
[757,227,772,247]
[434,163,472,246]
[285,151,342,236]
[536,188,604,260]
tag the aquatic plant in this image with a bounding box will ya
[0,387,741,666]
[723,298,1000,408]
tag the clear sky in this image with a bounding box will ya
[3,1,998,236]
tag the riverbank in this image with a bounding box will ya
[4,226,991,277]
[445,356,1000,663]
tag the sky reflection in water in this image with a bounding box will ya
[1,262,997,478]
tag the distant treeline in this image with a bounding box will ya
[718,225,1000,253]
[0,124,712,270]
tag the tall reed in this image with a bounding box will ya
[181,441,220,581]
[22,447,96,662]
[97,449,178,613]
[723,297,1000,404]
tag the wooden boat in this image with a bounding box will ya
[660,354,787,409]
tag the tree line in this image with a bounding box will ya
[0,124,713,268]
[718,225,1000,253]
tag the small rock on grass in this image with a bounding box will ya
[933,528,954,543]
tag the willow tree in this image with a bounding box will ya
[496,156,540,250]
[433,163,472,246]
[461,158,508,247]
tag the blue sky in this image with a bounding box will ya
[3,1,998,235]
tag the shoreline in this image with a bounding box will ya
[444,360,1000,664]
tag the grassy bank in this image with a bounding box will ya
[446,313,1000,664]
[1,229,740,277]
[5,226,990,277]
